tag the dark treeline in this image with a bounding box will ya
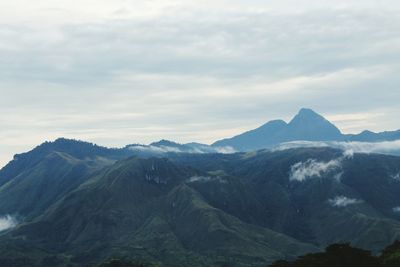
[270,241,400,267]
[94,241,400,267]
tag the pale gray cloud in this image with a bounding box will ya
[393,207,400,213]
[391,173,400,181]
[127,144,235,154]
[329,196,363,207]
[289,159,342,182]
[1,0,400,167]
[275,140,400,156]
[289,151,352,182]
[0,215,17,231]
[187,175,227,184]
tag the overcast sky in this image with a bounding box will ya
[1,0,400,167]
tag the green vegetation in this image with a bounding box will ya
[1,139,400,266]
[380,241,400,267]
[89,241,400,267]
[95,258,156,267]
[270,241,400,267]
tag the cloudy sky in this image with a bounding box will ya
[1,0,400,167]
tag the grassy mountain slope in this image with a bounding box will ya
[172,148,400,251]
[0,142,400,266]
[4,157,316,267]
[0,151,114,220]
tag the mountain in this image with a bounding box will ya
[211,120,288,151]
[0,138,133,187]
[285,108,342,141]
[126,139,234,155]
[270,242,389,267]
[0,151,110,220]
[346,130,400,142]
[171,147,400,253]
[1,140,400,266]
[212,108,400,151]
[0,138,139,223]
[0,155,316,267]
[150,139,192,152]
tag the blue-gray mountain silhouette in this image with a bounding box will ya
[213,108,400,151]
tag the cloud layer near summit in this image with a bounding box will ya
[1,0,400,167]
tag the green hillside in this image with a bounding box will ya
[0,140,400,266]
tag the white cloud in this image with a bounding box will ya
[342,149,354,159]
[391,173,400,181]
[188,176,212,183]
[333,172,344,181]
[289,159,342,182]
[275,141,330,151]
[213,146,237,154]
[0,215,17,231]
[128,145,182,154]
[127,144,235,154]
[289,151,351,182]
[187,175,227,183]
[328,196,363,207]
[285,141,400,182]
[393,207,400,213]
[275,140,400,156]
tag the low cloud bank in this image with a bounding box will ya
[391,173,400,181]
[187,176,227,183]
[128,144,235,155]
[329,196,363,207]
[289,151,352,182]
[274,140,400,156]
[213,146,237,154]
[290,159,341,182]
[393,207,400,213]
[0,215,17,231]
[129,145,182,154]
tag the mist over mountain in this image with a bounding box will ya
[122,108,400,158]
[0,136,400,266]
[0,108,399,266]
[1,108,399,172]
[212,108,400,152]
[126,139,235,155]
[2,0,400,265]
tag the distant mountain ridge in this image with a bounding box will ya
[1,108,399,174]
[0,109,400,266]
[126,139,235,155]
[212,108,400,151]
[125,108,400,156]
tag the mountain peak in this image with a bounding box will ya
[150,139,184,148]
[291,108,324,123]
[299,107,317,113]
[212,108,344,150]
[287,108,342,140]
[262,119,287,127]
